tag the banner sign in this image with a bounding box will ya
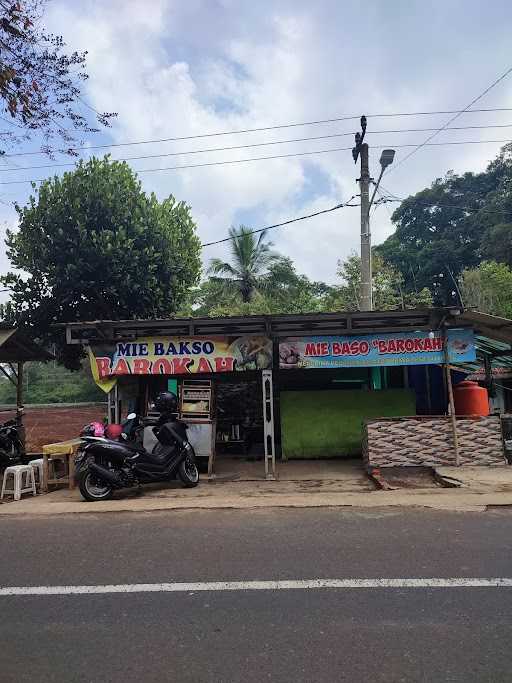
[279,329,475,369]
[467,366,512,381]
[90,336,272,378]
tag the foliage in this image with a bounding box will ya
[0,360,103,404]
[195,256,336,317]
[329,253,433,311]
[482,223,512,265]
[208,226,280,303]
[260,257,335,314]
[0,0,115,154]
[1,156,201,367]
[460,261,512,319]
[376,143,512,304]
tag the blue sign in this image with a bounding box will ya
[279,328,476,369]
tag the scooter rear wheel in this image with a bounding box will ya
[79,472,114,502]
[178,457,199,488]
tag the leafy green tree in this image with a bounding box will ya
[0,360,103,404]
[0,0,115,154]
[2,156,201,367]
[330,253,433,311]
[377,144,512,303]
[260,258,336,314]
[195,257,336,317]
[460,261,512,318]
[482,223,512,265]
[208,226,280,303]
[376,172,490,303]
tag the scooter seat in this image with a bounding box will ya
[145,443,176,465]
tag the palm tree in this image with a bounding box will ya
[208,226,280,302]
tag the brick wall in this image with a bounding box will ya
[0,404,107,453]
[363,415,507,469]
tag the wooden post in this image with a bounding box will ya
[443,331,460,466]
[42,453,49,493]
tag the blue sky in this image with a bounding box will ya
[1,0,512,298]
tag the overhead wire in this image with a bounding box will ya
[201,198,358,248]
[389,66,512,173]
[375,182,512,218]
[2,138,512,185]
[3,124,512,173]
[3,106,512,159]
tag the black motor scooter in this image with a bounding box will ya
[0,418,24,469]
[75,412,199,502]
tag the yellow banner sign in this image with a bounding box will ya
[90,336,272,379]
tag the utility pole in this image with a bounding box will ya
[352,116,395,312]
[352,116,371,311]
[359,142,372,311]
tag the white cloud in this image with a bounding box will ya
[0,0,511,303]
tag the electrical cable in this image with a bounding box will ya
[376,182,512,218]
[200,198,358,247]
[2,138,512,185]
[389,66,512,173]
[3,125,512,173]
[3,106,512,158]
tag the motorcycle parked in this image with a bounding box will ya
[0,418,24,469]
[75,392,199,502]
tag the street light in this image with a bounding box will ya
[379,149,396,170]
[369,149,396,210]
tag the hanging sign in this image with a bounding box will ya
[90,336,272,379]
[279,328,475,369]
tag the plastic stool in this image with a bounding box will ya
[28,458,44,488]
[1,465,37,501]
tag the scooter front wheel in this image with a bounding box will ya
[178,457,199,488]
[79,472,114,502]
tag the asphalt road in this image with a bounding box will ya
[1,507,512,682]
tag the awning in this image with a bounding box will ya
[0,326,53,363]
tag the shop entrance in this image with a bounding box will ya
[210,369,275,480]
[117,371,275,480]
[214,371,264,460]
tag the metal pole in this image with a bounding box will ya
[262,369,276,480]
[444,332,460,466]
[359,143,372,311]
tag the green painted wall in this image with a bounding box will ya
[280,389,416,458]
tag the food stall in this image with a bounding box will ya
[86,333,274,476]
[66,308,512,477]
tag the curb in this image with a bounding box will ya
[2,489,512,516]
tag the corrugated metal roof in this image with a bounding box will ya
[0,328,53,362]
[455,334,512,375]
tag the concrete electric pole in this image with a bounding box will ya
[359,142,372,311]
[352,116,395,312]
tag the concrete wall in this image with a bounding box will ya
[363,415,506,469]
[0,403,107,453]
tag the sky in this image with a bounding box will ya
[1,0,512,299]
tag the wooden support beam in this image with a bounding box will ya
[0,364,17,388]
[444,331,460,466]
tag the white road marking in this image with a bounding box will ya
[1,578,512,596]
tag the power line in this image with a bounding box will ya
[389,66,512,173]
[201,199,358,248]
[3,106,512,159]
[2,138,512,186]
[3,124,512,174]
[376,182,512,218]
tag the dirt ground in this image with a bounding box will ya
[0,405,105,452]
